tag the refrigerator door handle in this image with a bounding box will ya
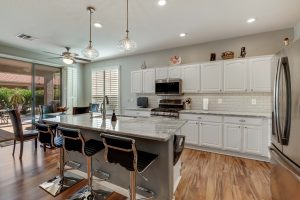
[280,57,292,145]
[274,58,282,143]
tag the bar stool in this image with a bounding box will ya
[100,133,158,200]
[58,126,111,200]
[36,123,84,197]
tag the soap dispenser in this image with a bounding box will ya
[111,109,117,121]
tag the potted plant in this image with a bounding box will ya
[9,89,25,113]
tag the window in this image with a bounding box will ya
[91,67,120,113]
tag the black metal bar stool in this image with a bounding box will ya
[100,133,158,200]
[36,123,84,197]
[58,126,111,200]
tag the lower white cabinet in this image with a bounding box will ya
[243,125,263,155]
[123,110,151,117]
[181,121,199,145]
[224,124,242,152]
[199,122,223,149]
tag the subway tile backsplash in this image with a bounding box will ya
[138,93,272,114]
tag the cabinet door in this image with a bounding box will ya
[181,64,200,93]
[201,62,223,92]
[223,124,242,152]
[156,68,168,80]
[249,56,273,92]
[180,121,199,145]
[243,125,262,155]
[131,71,143,93]
[224,60,248,92]
[142,69,155,93]
[168,66,181,79]
[199,122,222,149]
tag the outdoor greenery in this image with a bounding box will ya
[0,87,44,114]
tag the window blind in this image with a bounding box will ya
[91,68,119,113]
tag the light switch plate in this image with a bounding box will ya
[218,99,223,104]
[251,99,257,105]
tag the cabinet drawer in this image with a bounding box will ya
[180,114,222,123]
[124,110,150,117]
[224,116,263,125]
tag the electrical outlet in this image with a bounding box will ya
[218,98,223,104]
[251,98,257,105]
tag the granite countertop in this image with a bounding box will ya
[43,113,186,142]
[179,110,271,118]
[124,107,153,111]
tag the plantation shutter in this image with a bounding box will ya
[91,68,119,113]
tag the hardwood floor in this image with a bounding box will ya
[0,141,271,200]
[175,149,271,200]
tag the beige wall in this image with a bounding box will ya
[83,28,293,112]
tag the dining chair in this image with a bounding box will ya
[7,109,38,159]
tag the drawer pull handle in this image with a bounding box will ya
[198,117,202,119]
[239,119,245,122]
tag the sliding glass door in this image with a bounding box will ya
[0,57,62,139]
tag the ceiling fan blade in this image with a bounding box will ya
[70,53,79,57]
[43,51,62,56]
[47,57,63,59]
[74,57,92,62]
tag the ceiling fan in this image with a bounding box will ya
[44,47,92,65]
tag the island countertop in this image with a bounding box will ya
[43,113,186,142]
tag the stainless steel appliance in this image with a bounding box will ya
[151,99,183,118]
[155,79,183,96]
[270,38,300,199]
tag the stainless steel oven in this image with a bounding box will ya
[155,79,182,96]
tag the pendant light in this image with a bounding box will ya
[118,0,136,52]
[82,7,99,59]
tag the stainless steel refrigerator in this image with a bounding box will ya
[270,38,300,200]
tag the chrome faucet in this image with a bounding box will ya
[100,96,109,120]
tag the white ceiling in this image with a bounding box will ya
[0,0,300,63]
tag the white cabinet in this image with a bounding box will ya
[199,122,223,149]
[201,62,223,92]
[123,110,151,117]
[248,56,273,92]
[224,124,242,152]
[142,69,155,93]
[155,68,168,80]
[168,66,181,79]
[181,64,200,93]
[223,59,248,92]
[243,125,263,155]
[131,71,143,93]
[180,121,199,145]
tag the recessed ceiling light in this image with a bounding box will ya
[179,33,187,37]
[247,18,256,23]
[158,0,167,6]
[94,23,102,28]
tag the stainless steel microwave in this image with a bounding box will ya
[155,79,183,96]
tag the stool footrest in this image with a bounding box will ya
[94,169,110,181]
[68,184,114,200]
[135,185,155,200]
[39,171,84,197]
[65,160,81,169]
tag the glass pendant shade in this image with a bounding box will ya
[82,45,99,59]
[118,36,137,52]
[63,57,74,65]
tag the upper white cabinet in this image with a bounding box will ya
[201,61,223,92]
[248,56,273,92]
[131,71,143,93]
[199,122,223,149]
[142,69,156,93]
[223,59,248,92]
[181,64,200,93]
[155,68,168,80]
[168,66,181,79]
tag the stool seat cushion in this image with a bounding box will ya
[54,136,63,148]
[84,139,104,157]
[137,151,158,172]
[23,130,38,139]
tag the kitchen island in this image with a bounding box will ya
[43,113,186,200]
